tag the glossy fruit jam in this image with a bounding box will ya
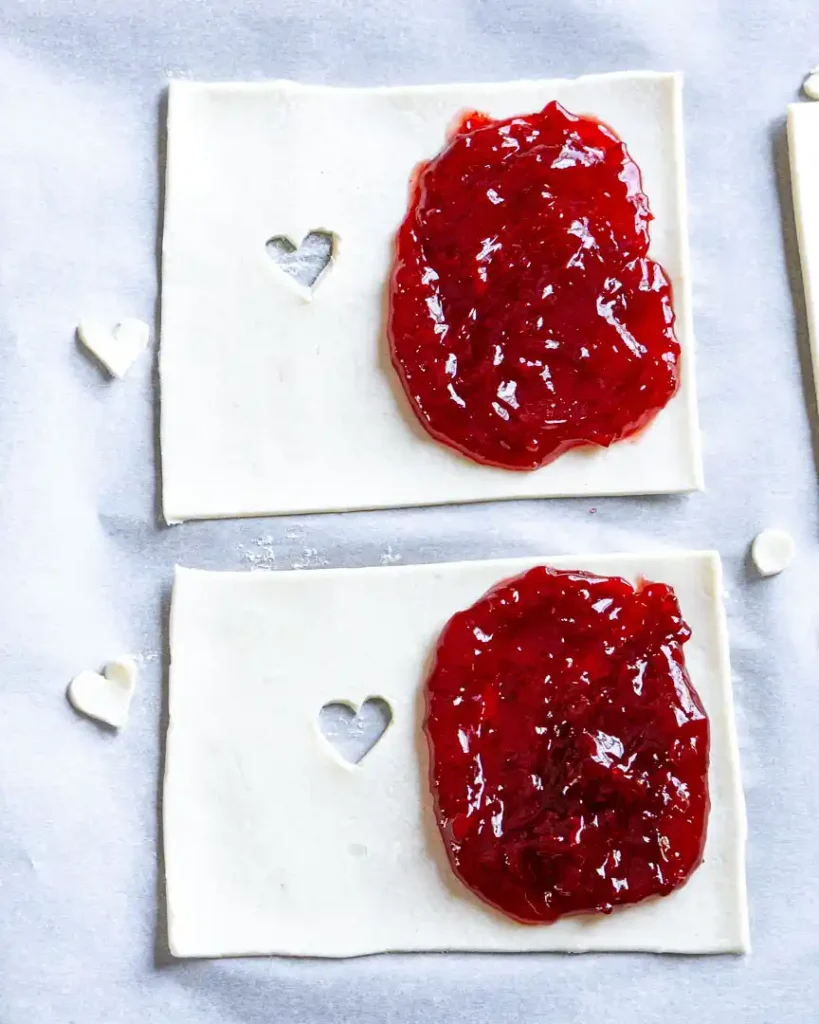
[424,566,709,923]
[388,101,681,470]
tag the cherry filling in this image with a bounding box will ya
[424,566,709,923]
[389,101,681,470]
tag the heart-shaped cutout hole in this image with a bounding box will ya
[318,697,393,764]
[265,229,335,295]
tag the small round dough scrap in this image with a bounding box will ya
[67,656,139,729]
[803,69,819,101]
[751,529,795,577]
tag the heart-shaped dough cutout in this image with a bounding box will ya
[77,317,150,378]
[318,697,392,764]
[67,657,138,729]
[265,230,335,298]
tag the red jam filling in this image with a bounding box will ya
[424,566,709,923]
[388,101,681,470]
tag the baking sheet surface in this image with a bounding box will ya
[0,0,817,1020]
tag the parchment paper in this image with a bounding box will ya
[0,0,817,1021]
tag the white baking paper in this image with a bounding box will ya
[0,1,817,1022]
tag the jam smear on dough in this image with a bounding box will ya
[389,102,681,470]
[424,565,710,923]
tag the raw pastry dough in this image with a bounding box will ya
[751,528,795,576]
[67,657,138,728]
[803,69,819,101]
[164,553,748,958]
[78,318,149,378]
[160,73,702,522]
[789,103,819,410]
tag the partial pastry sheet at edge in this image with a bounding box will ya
[788,103,819,408]
[163,552,748,959]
